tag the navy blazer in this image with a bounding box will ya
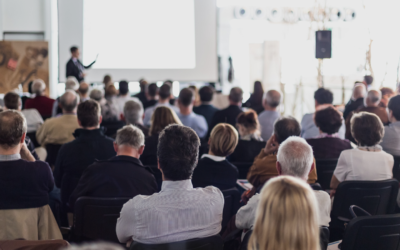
[66,58,95,82]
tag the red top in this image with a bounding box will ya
[24,95,55,118]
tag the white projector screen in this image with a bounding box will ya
[58,0,217,82]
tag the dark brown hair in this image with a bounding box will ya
[351,112,384,146]
[314,107,342,135]
[4,92,21,110]
[77,100,101,128]
[237,109,260,133]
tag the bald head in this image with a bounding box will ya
[60,90,79,113]
[353,84,367,100]
[365,90,382,107]
[263,90,281,109]
[0,110,27,149]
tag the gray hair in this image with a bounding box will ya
[352,83,367,100]
[65,76,79,90]
[0,110,27,149]
[365,89,382,106]
[123,100,143,125]
[32,79,46,95]
[115,125,145,150]
[89,89,104,101]
[60,90,79,112]
[276,136,313,180]
[263,90,281,108]
[63,242,124,250]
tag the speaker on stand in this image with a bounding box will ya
[315,30,332,59]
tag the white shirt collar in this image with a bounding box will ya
[161,179,193,191]
[201,154,226,162]
[0,153,21,161]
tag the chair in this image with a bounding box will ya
[130,235,223,250]
[72,197,130,243]
[392,156,400,182]
[221,188,241,229]
[231,162,253,179]
[0,239,68,250]
[26,132,40,148]
[315,158,338,190]
[239,229,252,250]
[146,165,162,191]
[100,120,125,138]
[45,143,63,168]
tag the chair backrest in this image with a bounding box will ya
[130,235,223,250]
[331,179,399,227]
[341,214,400,250]
[0,240,68,250]
[315,158,338,190]
[230,162,253,179]
[45,143,63,167]
[100,120,125,138]
[73,197,130,243]
[239,229,253,250]
[221,188,241,228]
[392,156,400,182]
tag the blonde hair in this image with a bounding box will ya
[209,123,239,157]
[249,176,320,250]
[149,106,182,136]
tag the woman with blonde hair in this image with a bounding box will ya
[249,176,320,250]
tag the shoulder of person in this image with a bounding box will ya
[200,185,224,198]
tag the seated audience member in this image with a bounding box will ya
[122,100,149,136]
[230,110,266,162]
[90,88,119,121]
[237,137,330,233]
[363,75,374,89]
[177,88,208,138]
[306,107,352,159]
[379,87,395,108]
[192,123,239,190]
[258,90,281,141]
[24,79,55,119]
[189,85,201,106]
[381,96,400,156]
[116,124,224,244]
[78,82,90,102]
[209,87,244,134]
[103,74,113,88]
[193,86,219,128]
[36,90,80,146]
[343,83,366,120]
[69,125,157,210]
[243,81,264,114]
[21,80,34,109]
[140,106,182,165]
[143,83,179,126]
[301,88,345,139]
[345,89,389,143]
[331,112,393,196]
[52,76,79,117]
[143,83,158,109]
[133,79,148,105]
[248,176,320,250]
[54,100,116,210]
[115,80,141,118]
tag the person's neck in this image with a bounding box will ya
[148,96,158,101]
[81,94,88,99]
[81,125,100,130]
[366,103,378,108]
[229,101,241,107]
[263,105,277,111]
[158,98,169,104]
[201,101,211,105]
[120,94,128,98]
[0,145,20,156]
[62,110,76,115]
[117,146,140,159]
[179,106,192,115]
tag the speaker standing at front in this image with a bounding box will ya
[316,30,332,59]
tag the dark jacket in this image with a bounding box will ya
[66,58,95,82]
[229,139,266,163]
[307,137,352,159]
[343,97,364,120]
[133,91,147,107]
[243,94,264,114]
[192,157,238,190]
[54,128,116,209]
[140,134,158,166]
[208,105,243,136]
[0,159,53,209]
[68,155,157,210]
[143,99,157,110]
[193,104,219,129]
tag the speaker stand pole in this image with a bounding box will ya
[317,58,324,88]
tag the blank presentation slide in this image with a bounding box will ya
[82,0,196,69]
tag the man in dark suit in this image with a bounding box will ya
[66,46,96,82]
[193,86,219,129]
[68,124,157,211]
[133,79,148,105]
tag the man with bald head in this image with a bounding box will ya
[343,83,366,120]
[258,90,281,141]
[36,90,80,146]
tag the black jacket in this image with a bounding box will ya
[229,139,266,163]
[133,92,148,107]
[193,104,219,129]
[208,105,243,136]
[343,97,364,120]
[68,155,157,210]
[140,134,158,166]
[66,58,95,82]
[143,99,158,110]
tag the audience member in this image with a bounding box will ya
[177,88,208,138]
[117,124,224,244]
[306,107,352,159]
[192,123,239,190]
[143,83,158,109]
[381,95,400,156]
[98,85,120,121]
[51,76,79,117]
[121,100,149,136]
[363,75,374,89]
[36,90,80,146]
[188,85,201,107]
[54,100,116,211]
[21,80,34,109]
[133,79,148,105]
[193,85,219,128]
[24,79,55,119]
[105,83,118,99]
[69,125,157,210]
[115,80,141,118]
[103,74,113,88]
[379,87,395,108]
[331,112,393,196]
[258,90,281,141]
[78,82,90,102]
[248,176,320,250]
[243,81,264,114]
[230,110,266,162]
[343,83,366,120]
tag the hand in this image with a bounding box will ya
[240,188,256,205]
[20,142,35,162]
[330,189,336,198]
[264,135,279,155]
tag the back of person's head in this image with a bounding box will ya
[116,125,144,150]
[146,83,158,97]
[351,112,384,146]
[209,123,239,157]
[78,82,89,95]
[0,110,27,149]
[314,88,333,105]
[65,76,79,91]
[364,75,373,85]
[249,176,320,250]
[149,106,182,136]
[4,92,21,110]
[89,89,104,102]
[63,242,124,250]
[159,84,172,100]
[314,107,342,135]
[139,79,148,90]
[158,124,200,180]
[381,87,394,97]
[32,79,46,95]
[273,117,301,144]
[105,85,118,97]
[253,81,264,93]
[164,80,173,86]
[77,100,101,128]
[365,89,381,106]
[103,75,112,84]
[178,88,194,107]
[199,86,214,102]
[229,87,243,104]
[277,137,313,180]
[70,46,78,54]
[60,90,79,112]
[123,100,143,125]
[352,83,367,100]
[236,110,260,135]
[389,95,400,121]
[119,80,129,95]
[263,90,281,108]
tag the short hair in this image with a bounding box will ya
[32,79,46,95]
[4,92,21,110]
[116,125,144,150]
[123,100,143,125]
[351,112,384,146]
[364,75,373,85]
[199,86,214,102]
[78,82,89,95]
[274,117,301,144]
[103,75,112,84]
[381,87,394,97]
[314,88,333,105]
[70,46,78,53]
[149,106,182,136]
[0,110,27,149]
[178,88,194,107]
[89,89,103,101]
[209,123,239,157]
[60,90,79,112]
[157,124,200,180]
[65,76,79,90]
[236,110,260,134]
[314,107,343,134]
[277,137,314,179]
[229,87,243,103]
[105,85,118,97]
[77,100,101,128]
[366,89,381,104]
[263,90,281,108]
[147,83,158,97]
[389,95,400,121]
[119,80,129,95]
[159,84,172,99]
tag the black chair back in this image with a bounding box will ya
[393,156,400,182]
[26,132,40,148]
[221,188,241,229]
[45,143,63,167]
[73,197,130,243]
[341,214,400,250]
[239,229,252,250]
[130,235,223,250]
[231,162,253,179]
[100,120,125,138]
[315,158,338,190]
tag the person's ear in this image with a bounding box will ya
[309,161,315,174]
[120,114,125,122]
[113,142,118,153]
[20,133,26,144]
[99,115,103,125]
[138,145,145,155]
[276,161,282,175]
[77,119,83,128]
[208,138,211,146]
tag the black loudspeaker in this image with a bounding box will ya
[316,30,332,59]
